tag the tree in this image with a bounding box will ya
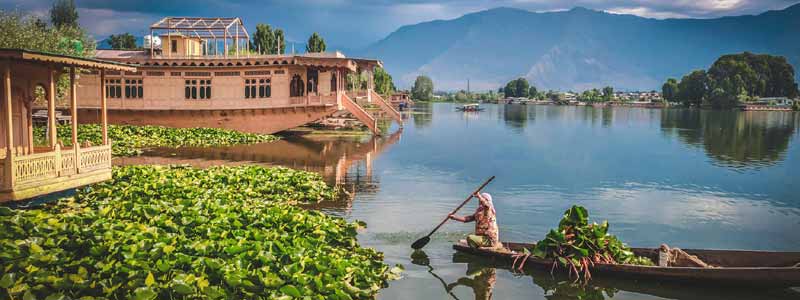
[50,0,78,28]
[274,29,286,54]
[664,52,799,108]
[602,86,614,102]
[454,90,469,102]
[251,24,275,54]
[528,86,538,99]
[108,33,137,49]
[514,78,530,98]
[373,67,395,95]
[662,78,679,102]
[677,70,709,106]
[503,81,516,97]
[502,78,530,98]
[1,10,94,104]
[306,32,326,53]
[250,24,285,55]
[411,75,434,101]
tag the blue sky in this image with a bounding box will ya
[2,0,798,49]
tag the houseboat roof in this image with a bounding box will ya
[94,50,382,71]
[0,48,137,72]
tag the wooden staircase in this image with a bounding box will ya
[341,93,380,135]
[370,90,403,127]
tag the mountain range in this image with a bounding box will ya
[356,4,800,92]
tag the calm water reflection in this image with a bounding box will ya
[132,103,800,299]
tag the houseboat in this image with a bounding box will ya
[75,17,401,135]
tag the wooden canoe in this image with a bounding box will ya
[453,241,800,288]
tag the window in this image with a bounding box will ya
[290,75,304,97]
[124,79,143,99]
[105,79,122,98]
[171,40,178,53]
[330,73,337,92]
[245,79,271,99]
[186,79,211,99]
[259,79,271,98]
[306,69,319,93]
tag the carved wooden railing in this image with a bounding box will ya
[12,151,59,185]
[79,145,112,173]
[341,94,380,135]
[370,90,403,125]
[60,151,77,176]
[6,144,111,188]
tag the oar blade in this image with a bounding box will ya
[411,236,430,249]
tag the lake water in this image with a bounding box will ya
[132,103,800,299]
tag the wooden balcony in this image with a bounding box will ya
[0,145,112,202]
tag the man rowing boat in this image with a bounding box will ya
[449,192,502,249]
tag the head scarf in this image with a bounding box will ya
[479,193,496,215]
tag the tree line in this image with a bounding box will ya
[662,52,799,107]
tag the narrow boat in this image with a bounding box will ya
[453,241,800,288]
[457,104,485,112]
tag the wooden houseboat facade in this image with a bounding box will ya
[76,17,400,135]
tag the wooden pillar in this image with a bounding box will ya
[4,64,13,157]
[150,29,154,58]
[3,63,14,189]
[100,69,108,145]
[26,102,32,153]
[167,19,171,58]
[48,69,57,149]
[69,67,79,152]
[235,25,239,57]
[224,31,228,57]
[366,69,373,103]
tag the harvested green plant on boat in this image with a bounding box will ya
[515,205,653,282]
[34,124,278,156]
[0,165,398,299]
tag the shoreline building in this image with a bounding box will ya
[76,17,401,135]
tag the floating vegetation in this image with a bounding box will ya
[0,165,399,299]
[519,205,653,282]
[34,124,278,156]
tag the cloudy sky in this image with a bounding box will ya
[2,0,798,49]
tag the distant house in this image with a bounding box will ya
[757,97,794,106]
[389,92,414,108]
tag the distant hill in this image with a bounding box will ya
[357,4,800,91]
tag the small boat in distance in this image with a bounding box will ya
[457,104,485,112]
[453,241,800,288]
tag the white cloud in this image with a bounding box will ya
[605,6,691,19]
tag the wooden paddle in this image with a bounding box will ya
[411,176,495,249]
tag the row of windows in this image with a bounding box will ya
[245,79,271,99]
[185,80,212,99]
[105,79,143,99]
